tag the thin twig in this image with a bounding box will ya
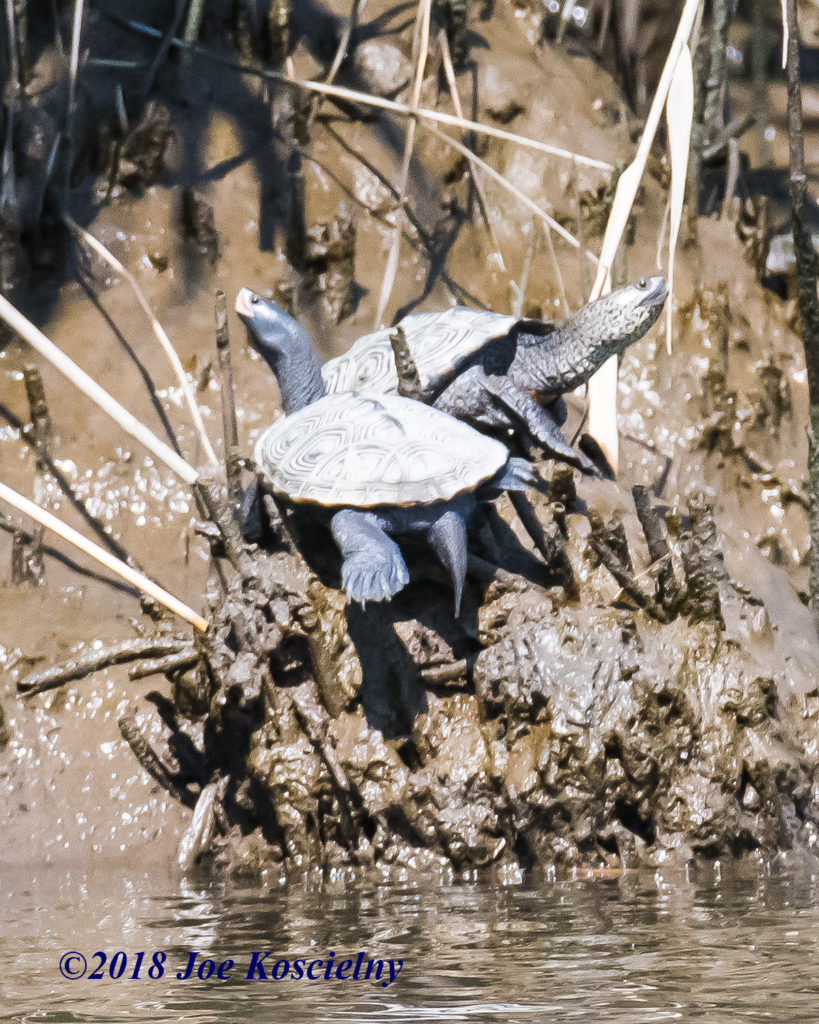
[0,294,199,483]
[438,28,505,271]
[305,0,365,133]
[141,0,187,102]
[64,214,218,469]
[373,0,433,328]
[296,77,614,171]
[106,13,615,171]
[426,125,596,261]
[0,480,209,630]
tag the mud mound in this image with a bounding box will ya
[49,470,809,879]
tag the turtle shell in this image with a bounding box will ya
[254,392,509,507]
[321,307,521,399]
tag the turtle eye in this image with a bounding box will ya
[638,277,647,288]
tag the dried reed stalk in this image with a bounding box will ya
[0,294,199,483]
[64,0,85,198]
[665,43,694,353]
[586,0,700,473]
[0,480,208,630]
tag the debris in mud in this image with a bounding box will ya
[181,188,220,262]
[110,102,173,193]
[304,206,357,322]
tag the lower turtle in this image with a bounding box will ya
[249,391,537,614]
[235,278,667,474]
[235,289,540,612]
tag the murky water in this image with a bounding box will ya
[4,863,819,1022]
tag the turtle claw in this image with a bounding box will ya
[332,509,411,608]
[578,433,616,479]
[342,555,409,607]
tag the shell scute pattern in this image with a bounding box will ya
[322,307,520,397]
[254,393,509,507]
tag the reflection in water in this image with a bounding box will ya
[3,862,819,1022]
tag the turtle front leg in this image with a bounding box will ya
[330,509,410,606]
[479,373,599,475]
[427,509,468,616]
[434,367,598,475]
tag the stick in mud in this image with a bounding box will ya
[509,492,577,596]
[1,399,146,570]
[389,326,424,400]
[679,497,726,626]
[420,658,469,684]
[118,711,196,808]
[587,514,661,617]
[18,636,191,695]
[632,484,682,616]
[128,648,200,681]
[19,366,50,581]
[214,290,242,515]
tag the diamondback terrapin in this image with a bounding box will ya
[239,278,666,473]
[235,291,539,613]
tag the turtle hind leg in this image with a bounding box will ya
[427,509,468,616]
[479,372,600,476]
[331,509,410,606]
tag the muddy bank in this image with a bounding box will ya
[0,0,817,873]
[82,467,812,878]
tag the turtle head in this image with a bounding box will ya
[573,276,667,355]
[235,288,325,414]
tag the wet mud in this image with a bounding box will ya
[0,0,817,876]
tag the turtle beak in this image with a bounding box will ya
[234,287,258,323]
[637,275,667,308]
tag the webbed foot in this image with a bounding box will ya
[331,509,410,607]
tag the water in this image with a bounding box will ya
[3,862,819,1022]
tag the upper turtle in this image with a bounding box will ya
[321,277,667,400]
[254,391,510,507]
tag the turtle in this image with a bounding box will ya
[235,292,540,613]
[237,277,667,474]
[250,394,536,613]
